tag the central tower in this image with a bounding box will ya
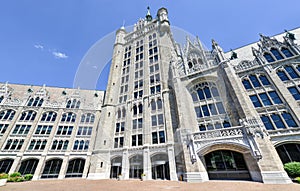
[88,7,179,181]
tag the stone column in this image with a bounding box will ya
[143,146,151,180]
[167,144,178,181]
[8,154,21,174]
[32,155,46,180]
[243,152,262,182]
[121,148,129,179]
[58,154,69,179]
[82,154,91,178]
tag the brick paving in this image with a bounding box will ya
[0,179,299,191]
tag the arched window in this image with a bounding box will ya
[19,159,39,175]
[264,53,275,62]
[41,159,63,179]
[66,158,86,178]
[40,111,57,122]
[0,159,14,173]
[61,112,76,123]
[71,99,76,108]
[188,62,193,69]
[259,75,270,85]
[191,82,231,131]
[242,79,252,90]
[66,100,71,108]
[80,113,95,123]
[281,47,293,58]
[27,97,43,107]
[19,110,37,121]
[75,101,80,109]
[276,144,300,163]
[270,48,283,60]
[0,109,15,121]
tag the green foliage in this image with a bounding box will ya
[0,173,8,179]
[9,172,21,178]
[284,162,300,178]
[24,174,33,181]
[295,177,300,184]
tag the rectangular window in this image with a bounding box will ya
[271,114,285,129]
[159,131,165,143]
[259,93,272,106]
[151,115,157,126]
[261,116,275,130]
[158,114,164,125]
[138,134,143,145]
[250,95,262,108]
[132,135,136,146]
[201,105,210,116]
[152,132,158,144]
[0,124,8,134]
[288,87,300,100]
[269,91,282,104]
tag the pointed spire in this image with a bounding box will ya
[146,6,152,22]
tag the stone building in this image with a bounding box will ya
[0,83,104,179]
[1,7,300,184]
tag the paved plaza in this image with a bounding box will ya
[0,179,299,191]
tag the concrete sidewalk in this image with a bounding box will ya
[0,179,299,191]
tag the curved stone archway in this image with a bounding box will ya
[129,155,143,179]
[151,153,170,180]
[110,156,122,179]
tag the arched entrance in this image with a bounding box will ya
[151,153,170,180]
[129,155,143,179]
[0,159,13,173]
[19,158,39,175]
[66,158,85,178]
[204,150,251,180]
[41,159,63,179]
[110,156,122,179]
[276,143,300,164]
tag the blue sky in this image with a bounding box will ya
[0,0,299,90]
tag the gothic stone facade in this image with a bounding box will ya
[0,83,104,179]
[1,7,300,184]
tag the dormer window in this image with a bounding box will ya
[263,53,275,62]
[281,47,293,58]
[270,48,283,60]
[27,97,43,107]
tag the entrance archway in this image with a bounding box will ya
[151,153,170,180]
[110,156,122,179]
[129,155,143,179]
[276,143,300,164]
[204,150,251,180]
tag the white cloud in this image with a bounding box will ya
[52,51,68,59]
[34,44,44,50]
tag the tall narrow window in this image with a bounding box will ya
[281,47,293,58]
[264,53,275,62]
[270,48,283,60]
